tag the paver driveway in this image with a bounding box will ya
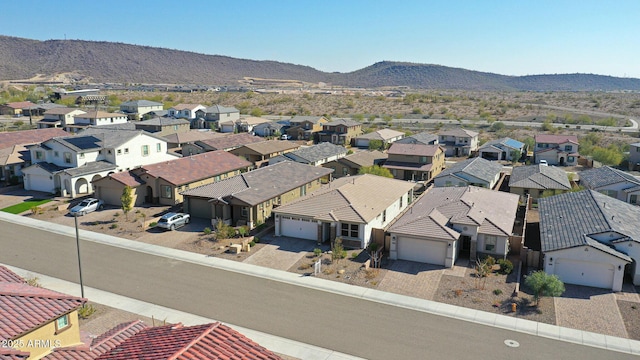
[243,235,316,271]
[377,260,445,300]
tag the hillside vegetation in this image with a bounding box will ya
[1,36,640,91]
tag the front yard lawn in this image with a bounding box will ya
[1,199,51,214]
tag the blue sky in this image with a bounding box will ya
[2,0,639,77]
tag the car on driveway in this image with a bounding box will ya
[157,212,190,230]
[69,198,104,216]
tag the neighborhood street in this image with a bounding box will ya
[0,214,636,360]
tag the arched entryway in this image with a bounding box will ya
[75,178,89,195]
[559,156,565,165]
[145,186,153,203]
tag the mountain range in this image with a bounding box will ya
[1,35,639,91]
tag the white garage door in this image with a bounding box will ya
[355,139,369,148]
[554,259,614,289]
[27,174,54,193]
[397,236,447,266]
[281,217,317,241]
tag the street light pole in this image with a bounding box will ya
[74,214,85,299]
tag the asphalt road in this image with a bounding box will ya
[0,216,636,360]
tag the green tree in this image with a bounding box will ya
[121,186,133,220]
[358,165,393,178]
[524,271,565,305]
[489,121,505,132]
[250,107,264,117]
[368,139,385,151]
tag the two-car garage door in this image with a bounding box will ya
[553,259,615,290]
[397,236,447,266]
[280,216,317,241]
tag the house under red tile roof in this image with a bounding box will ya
[0,128,68,150]
[139,150,251,186]
[387,143,442,156]
[198,133,264,151]
[0,266,25,283]
[3,102,36,110]
[96,171,146,187]
[42,321,149,360]
[0,347,30,359]
[0,283,86,340]
[535,134,579,144]
[96,322,282,360]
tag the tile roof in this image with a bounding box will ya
[95,323,282,360]
[387,143,441,156]
[79,123,137,133]
[579,166,640,189]
[339,150,387,167]
[170,104,204,111]
[43,107,86,115]
[388,186,519,239]
[197,133,264,151]
[238,116,270,125]
[95,171,145,187]
[239,140,300,155]
[438,128,478,138]
[289,115,327,124]
[162,130,224,145]
[2,101,35,109]
[478,137,524,151]
[42,321,149,360]
[140,151,251,185]
[284,142,348,163]
[136,117,190,126]
[182,161,333,206]
[62,161,117,177]
[508,164,571,190]
[0,283,86,339]
[435,157,503,184]
[74,111,126,119]
[52,132,142,152]
[0,266,25,283]
[0,144,30,167]
[355,128,405,141]
[383,161,433,172]
[0,128,68,150]
[204,104,238,114]
[25,103,65,111]
[535,134,578,144]
[538,190,639,260]
[395,132,438,145]
[120,100,163,107]
[324,119,361,127]
[0,347,30,359]
[274,174,415,223]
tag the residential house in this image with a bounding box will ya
[0,128,67,185]
[269,142,348,167]
[438,128,479,157]
[353,128,405,148]
[22,130,177,197]
[253,121,288,137]
[94,150,251,206]
[66,111,128,133]
[23,103,65,117]
[274,174,414,248]
[433,157,503,189]
[383,143,445,182]
[193,104,240,129]
[317,119,362,145]
[508,164,572,200]
[0,265,86,359]
[388,186,519,267]
[579,166,640,205]
[286,116,329,141]
[0,101,35,116]
[534,134,579,166]
[37,108,87,130]
[629,142,640,171]
[162,130,225,149]
[119,100,163,120]
[478,137,525,162]
[219,116,270,133]
[134,117,190,137]
[323,150,387,178]
[43,321,282,360]
[395,131,439,145]
[167,104,206,121]
[182,161,333,229]
[539,190,640,291]
[182,133,264,155]
[230,140,300,167]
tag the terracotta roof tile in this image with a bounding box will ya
[3,101,35,109]
[197,133,264,151]
[97,171,146,187]
[240,140,300,155]
[535,134,579,144]
[0,283,86,339]
[96,323,281,360]
[140,151,251,186]
[387,143,442,156]
[0,266,25,283]
[0,128,68,150]
[0,347,30,359]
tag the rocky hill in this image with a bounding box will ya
[1,35,639,91]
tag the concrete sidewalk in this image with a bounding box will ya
[6,265,364,360]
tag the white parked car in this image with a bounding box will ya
[157,212,190,231]
[539,160,548,166]
[69,198,104,216]
[281,134,291,140]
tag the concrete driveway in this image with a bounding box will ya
[243,235,317,271]
[137,217,211,248]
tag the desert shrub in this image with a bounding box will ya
[484,256,496,267]
[30,206,43,215]
[149,221,157,227]
[493,289,503,295]
[249,240,256,247]
[253,236,260,243]
[314,248,322,257]
[497,259,514,274]
[298,263,311,270]
[78,304,96,319]
[351,252,358,259]
[26,276,41,287]
[203,227,212,235]
[364,269,379,279]
[109,223,118,229]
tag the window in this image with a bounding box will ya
[342,167,348,175]
[156,143,161,152]
[117,149,122,155]
[79,153,85,158]
[399,195,403,208]
[54,151,59,157]
[300,186,306,196]
[55,314,70,332]
[341,223,359,238]
[485,235,497,252]
[174,125,178,130]
[564,145,572,151]
[124,148,129,154]
[35,151,43,160]
[568,156,575,163]
[631,195,638,204]
[142,145,149,156]
[64,152,72,164]
[419,156,427,163]
[241,207,249,217]
[382,210,386,222]
[162,185,171,198]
